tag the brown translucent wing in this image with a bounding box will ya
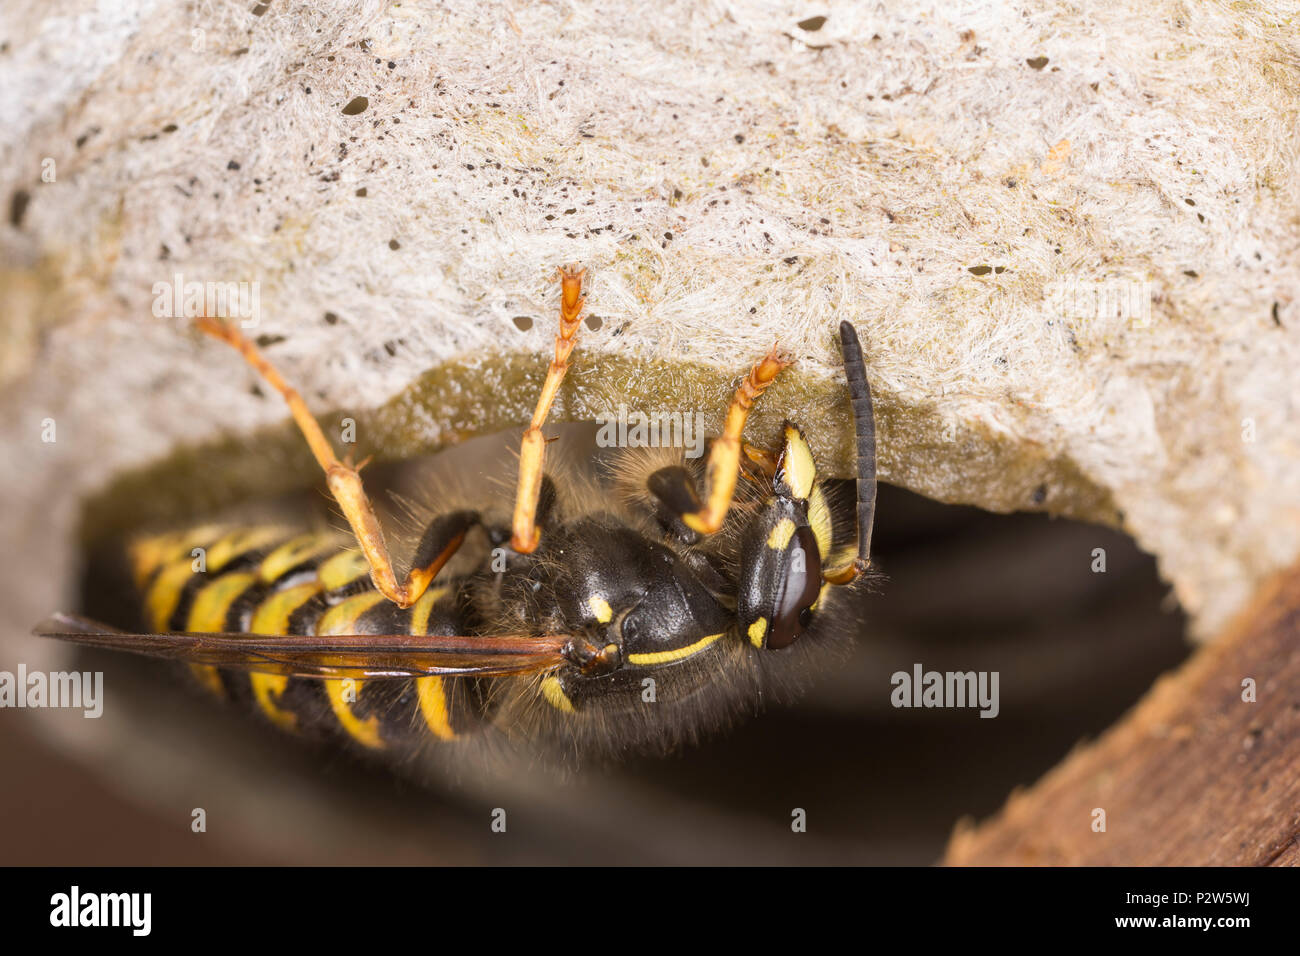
[33,613,568,679]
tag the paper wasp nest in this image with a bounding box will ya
[1,0,1297,675]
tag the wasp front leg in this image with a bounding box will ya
[741,441,781,479]
[647,346,791,538]
[197,318,464,609]
[510,264,585,554]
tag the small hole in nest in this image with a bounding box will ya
[9,188,31,230]
[585,315,603,331]
[512,316,534,332]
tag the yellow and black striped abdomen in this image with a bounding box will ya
[130,525,487,752]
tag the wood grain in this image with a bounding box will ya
[945,561,1300,866]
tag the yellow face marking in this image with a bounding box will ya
[811,582,830,612]
[416,676,458,740]
[588,595,613,624]
[627,632,724,666]
[317,549,370,591]
[767,518,798,551]
[259,533,336,584]
[808,484,833,560]
[541,675,576,713]
[747,617,768,649]
[780,425,817,500]
[325,680,385,749]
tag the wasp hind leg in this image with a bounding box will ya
[510,264,585,554]
[197,318,471,609]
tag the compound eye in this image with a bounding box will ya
[767,526,821,649]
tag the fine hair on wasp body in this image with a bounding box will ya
[36,264,880,770]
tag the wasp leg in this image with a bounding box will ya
[510,264,585,554]
[642,464,704,542]
[407,509,481,595]
[741,441,780,480]
[672,347,790,536]
[197,318,467,609]
[822,560,860,586]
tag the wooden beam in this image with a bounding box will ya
[945,560,1300,866]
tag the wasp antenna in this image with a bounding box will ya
[838,321,876,572]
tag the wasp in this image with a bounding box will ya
[37,266,878,763]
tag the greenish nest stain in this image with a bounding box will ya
[79,351,1120,547]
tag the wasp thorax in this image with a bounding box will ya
[539,514,731,671]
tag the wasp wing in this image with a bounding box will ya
[33,613,569,679]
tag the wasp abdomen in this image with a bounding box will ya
[130,525,490,752]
